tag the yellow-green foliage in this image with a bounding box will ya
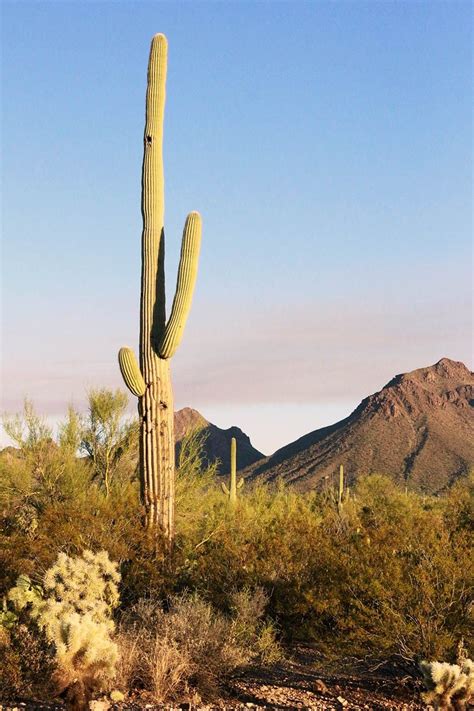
[80,388,138,497]
[420,658,474,710]
[176,474,473,660]
[1,403,473,667]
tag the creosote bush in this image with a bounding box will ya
[0,622,55,698]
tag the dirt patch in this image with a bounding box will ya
[0,647,426,709]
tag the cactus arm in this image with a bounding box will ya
[237,478,244,490]
[158,211,202,359]
[118,347,146,397]
[221,482,230,495]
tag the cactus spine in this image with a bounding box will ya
[119,34,201,542]
[221,437,244,506]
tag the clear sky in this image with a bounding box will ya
[1,1,472,454]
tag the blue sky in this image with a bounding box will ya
[1,1,472,453]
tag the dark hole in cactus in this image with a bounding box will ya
[146,135,152,144]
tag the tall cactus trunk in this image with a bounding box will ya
[229,436,237,506]
[139,35,172,537]
[119,34,202,544]
[139,360,174,534]
[338,464,344,511]
[221,436,244,507]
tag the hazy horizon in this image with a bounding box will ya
[1,1,472,453]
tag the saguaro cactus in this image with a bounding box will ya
[338,464,344,510]
[337,464,350,510]
[221,437,244,507]
[118,34,202,541]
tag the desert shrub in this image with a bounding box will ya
[80,388,139,497]
[173,427,222,551]
[0,623,55,699]
[420,658,474,710]
[116,588,280,702]
[177,474,472,660]
[229,587,282,664]
[0,443,170,607]
[1,400,472,671]
[2,399,56,484]
[442,471,474,533]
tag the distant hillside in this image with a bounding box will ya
[175,407,264,475]
[246,358,473,493]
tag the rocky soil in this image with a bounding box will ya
[0,647,427,710]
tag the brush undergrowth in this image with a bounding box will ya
[0,397,472,704]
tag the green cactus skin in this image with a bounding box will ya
[118,34,202,541]
[118,348,146,397]
[338,464,344,510]
[159,212,202,359]
[221,437,244,507]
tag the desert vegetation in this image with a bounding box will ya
[0,394,472,707]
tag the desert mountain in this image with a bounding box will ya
[174,407,264,475]
[245,358,473,493]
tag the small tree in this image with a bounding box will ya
[58,405,82,456]
[2,399,62,496]
[80,389,137,497]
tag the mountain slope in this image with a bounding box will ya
[175,407,264,474]
[246,358,473,493]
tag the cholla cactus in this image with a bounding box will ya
[419,659,474,710]
[39,551,120,691]
[7,551,120,702]
[41,549,120,621]
[12,502,39,536]
[52,612,118,688]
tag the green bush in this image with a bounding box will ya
[0,623,55,699]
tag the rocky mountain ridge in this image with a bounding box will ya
[244,358,473,493]
[175,407,264,475]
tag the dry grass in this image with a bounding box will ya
[116,589,280,703]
